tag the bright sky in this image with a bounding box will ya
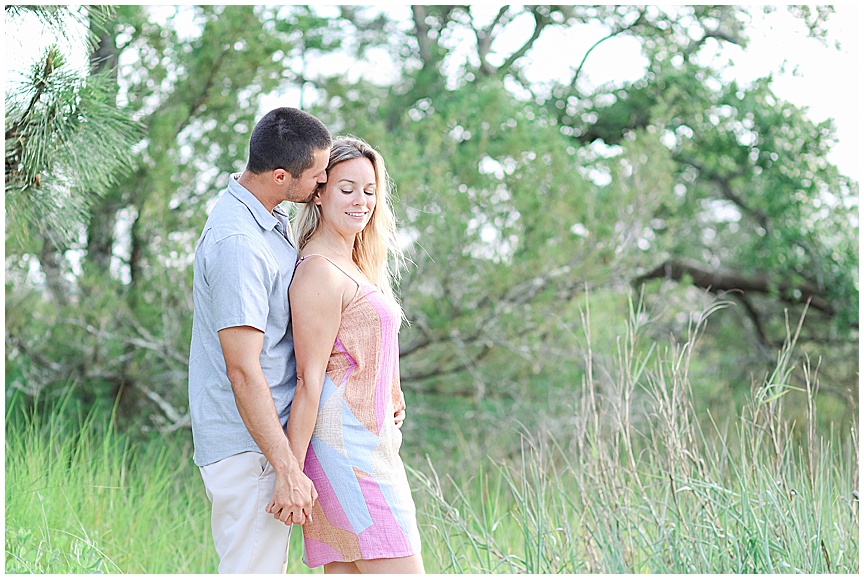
[5,4,861,182]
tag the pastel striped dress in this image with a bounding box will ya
[295,254,421,568]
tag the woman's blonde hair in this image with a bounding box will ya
[294,136,405,312]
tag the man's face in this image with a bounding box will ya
[285,148,330,203]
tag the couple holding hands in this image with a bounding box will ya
[189,107,424,574]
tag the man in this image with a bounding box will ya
[188,107,331,573]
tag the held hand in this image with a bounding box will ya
[265,468,318,526]
[394,408,406,429]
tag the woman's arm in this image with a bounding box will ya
[392,373,406,428]
[286,258,350,468]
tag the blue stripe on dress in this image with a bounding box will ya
[318,373,338,407]
[310,436,374,534]
[341,400,379,475]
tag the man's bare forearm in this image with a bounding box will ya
[230,369,301,476]
[286,374,325,468]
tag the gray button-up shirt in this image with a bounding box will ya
[189,175,297,466]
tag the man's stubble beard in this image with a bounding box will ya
[285,178,317,204]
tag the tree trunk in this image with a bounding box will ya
[39,236,70,307]
[84,16,123,274]
[86,197,121,273]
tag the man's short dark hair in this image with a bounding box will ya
[246,107,331,177]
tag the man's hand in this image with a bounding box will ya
[394,408,406,429]
[265,467,318,526]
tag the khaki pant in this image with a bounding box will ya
[200,452,293,573]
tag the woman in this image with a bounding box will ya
[283,136,424,573]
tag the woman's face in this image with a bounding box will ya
[315,156,377,234]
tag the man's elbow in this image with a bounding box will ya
[226,365,254,393]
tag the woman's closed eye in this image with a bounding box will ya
[340,185,375,195]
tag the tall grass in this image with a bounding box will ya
[3,394,312,573]
[5,296,858,573]
[412,297,859,573]
[5,394,212,573]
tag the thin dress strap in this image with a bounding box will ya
[296,253,365,288]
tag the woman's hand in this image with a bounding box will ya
[394,408,405,429]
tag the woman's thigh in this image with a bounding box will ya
[323,561,360,574]
[354,554,425,574]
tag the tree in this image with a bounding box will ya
[305,5,856,399]
[5,6,143,303]
[5,5,856,428]
[6,5,359,424]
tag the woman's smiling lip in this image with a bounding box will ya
[346,212,367,217]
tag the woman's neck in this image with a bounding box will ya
[307,229,355,260]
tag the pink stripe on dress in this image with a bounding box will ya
[305,538,343,566]
[366,291,397,432]
[333,337,357,387]
[356,476,414,557]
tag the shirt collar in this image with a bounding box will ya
[227,173,289,232]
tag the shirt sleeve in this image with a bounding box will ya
[203,233,274,333]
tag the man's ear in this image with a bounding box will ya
[272,168,289,185]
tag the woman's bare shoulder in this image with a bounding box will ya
[291,255,352,305]
[293,255,341,285]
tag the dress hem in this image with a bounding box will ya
[304,548,421,569]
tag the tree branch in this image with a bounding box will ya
[401,343,493,384]
[733,291,771,348]
[173,49,227,138]
[497,7,548,75]
[64,317,190,367]
[472,5,510,76]
[684,157,769,231]
[38,233,71,307]
[5,48,59,144]
[683,28,742,59]
[411,5,435,67]
[633,258,839,318]
[570,9,646,90]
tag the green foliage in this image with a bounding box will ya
[4,5,856,436]
[668,75,858,326]
[554,55,859,330]
[4,44,143,250]
[4,5,115,52]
